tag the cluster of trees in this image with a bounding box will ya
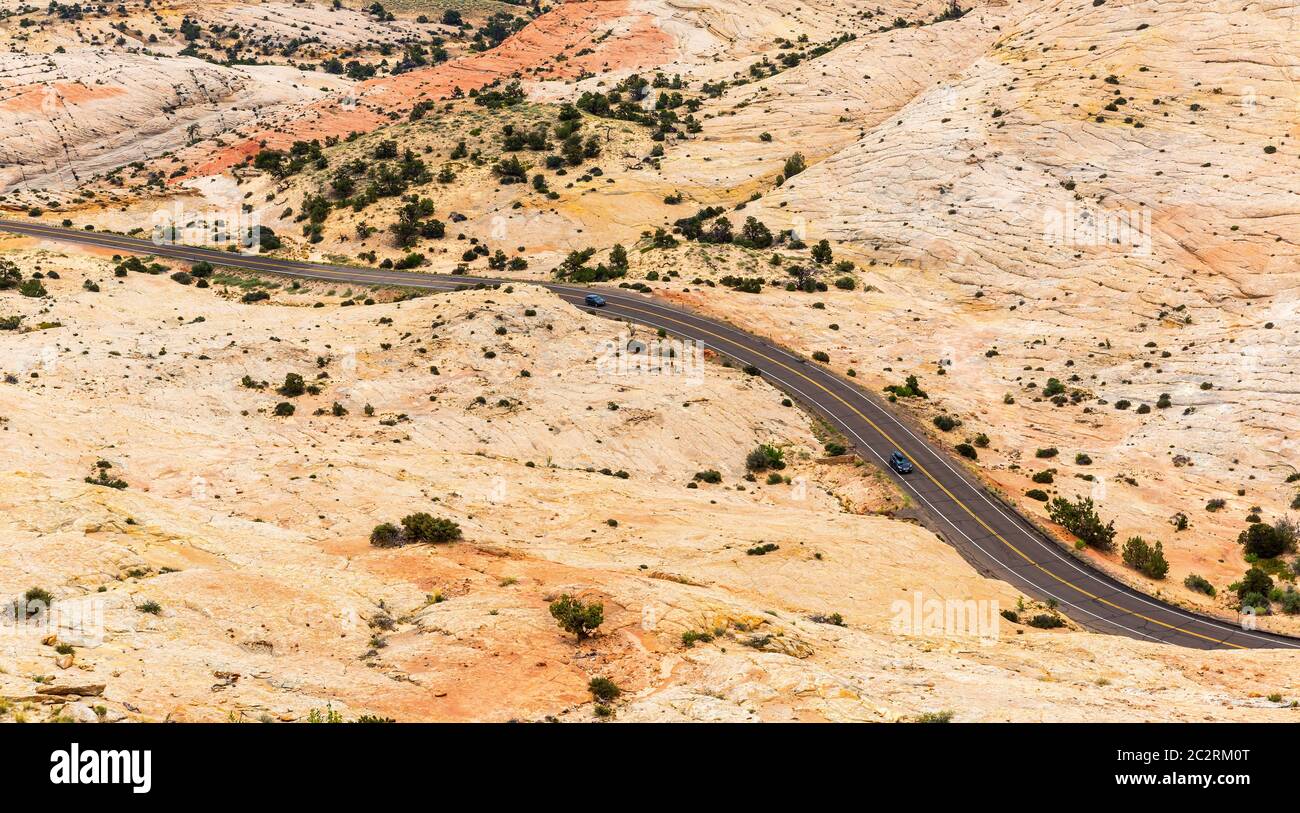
[576,73,701,140]
[253,139,325,178]
[0,259,44,297]
[553,245,629,283]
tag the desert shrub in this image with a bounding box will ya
[1238,522,1287,559]
[1047,496,1116,551]
[1184,574,1215,597]
[400,513,461,543]
[1121,536,1169,579]
[277,373,306,397]
[273,402,295,417]
[1280,589,1300,615]
[1026,614,1065,629]
[811,350,830,363]
[681,630,714,647]
[955,442,977,460]
[884,375,927,399]
[693,469,722,484]
[933,414,960,432]
[588,677,620,703]
[745,444,785,472]
[747,542,780,556]
[1075,453,1092,465]
[1274,517,1298,550]
[810,612,845,626]
[84,461,127,489]
[549,594,604,641]
[1205,498,1226,512]
[1025,489,1049,502]
[913,711,954,723]
[1035,447,1059,459]
[1032,470,1055,484]
[17,586,54,617]
[136,600,162,615]
[369,522,402,547]
[1236,567,1274,602]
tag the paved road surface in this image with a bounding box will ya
[3,218,1295,651]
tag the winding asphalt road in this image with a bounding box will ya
[3,218,1296,651]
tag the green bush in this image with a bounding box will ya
[1121,536,1169,579]
[273,402,295,417]
[693,469,722,484]
[884,375,927,400]
[1238,522,1287,558]
[1236,567,1274,602]
[1183,574,1215,597]
[1280,589,1300,615]
[1035,447,1059,459]
[369,523,402,547]
[277,373,306,397]
[549,594,604,641]
[1047,496,1116,551]
[745,444,785,472]
[933,414,960,432]
[954,442,977,460]
[681,630,714,648]
[400,513,461,544]
[1025,489,1049,502]
[588,677,620,703]
[1026,614,1065,629]
[18,278,46,298]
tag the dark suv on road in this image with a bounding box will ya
[889,451,913,474]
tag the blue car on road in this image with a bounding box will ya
[889,451,913,474]
[584,294,606,307]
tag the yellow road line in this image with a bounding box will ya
[612,302,1242,649]
[7,221,1243,647]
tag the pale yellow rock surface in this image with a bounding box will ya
[0,246,1296,722]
